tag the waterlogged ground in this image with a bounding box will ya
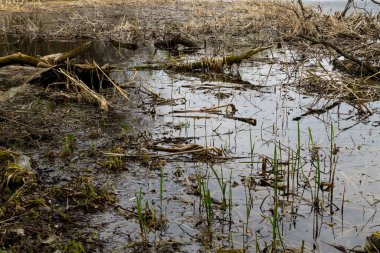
[1,38,380,252]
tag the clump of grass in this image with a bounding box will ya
[0,0,32,11]
[0,149,36,203]
[269,144,285,251]
[202,178,213,227]
[100,148,124,170]
[210,165,227,209]
[58,240,85,253]
[308,127,321,209]
[50,176,116,211]
[62,133,76,157]
[160,166,164,210]
[198,171,213,227]
[135,188,167,242]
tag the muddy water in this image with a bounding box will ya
[1,39,379,252]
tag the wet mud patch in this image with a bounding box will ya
[0,43,158,251]
[0,147,116,252]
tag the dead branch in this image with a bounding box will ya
[0,53,51,68]
[0,41,93,68]
[297,0,307,18]
[93,61,129,100]
[45,41,93,65]
[298,34,380,76]
[103,144,223,158]
[226,116,257,126]
[341,0,354,18]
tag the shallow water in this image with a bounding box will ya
[1,38,379,252]
[104,44,380,251]
[303,0,380,13]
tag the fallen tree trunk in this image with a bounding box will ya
[0,41,93,68]
[42,41,93,65]
[169,45,273,72]
[0,53,51,68]
[132,45,273,72]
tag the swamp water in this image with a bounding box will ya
[1,39,380,252]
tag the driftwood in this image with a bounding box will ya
[0,53,51,68]
[170,45,273,71]
[170,104,257,126]
[171,104,237,114]
[0,42,118,108]
[133,46,273,72]
[0,41,93,68]
[103,144,223,158]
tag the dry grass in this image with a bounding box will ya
[0,0,41,10]
[1,0,379,45]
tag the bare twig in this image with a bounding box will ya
[341,0,354,18]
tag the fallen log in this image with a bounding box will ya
[0,41,93,68]
[103,144,223,158]
[0,53,51,68]
[132,45,273,72]
[42,41,93,65]
[168,45,273,72]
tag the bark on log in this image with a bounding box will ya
[0,41,93,68]
[132,45,273,72]
[0,53,50,68]
[42,41,93,65]
[168,45,273,71]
